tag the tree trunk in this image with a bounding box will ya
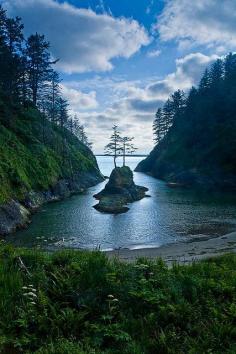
[123,143,126,166]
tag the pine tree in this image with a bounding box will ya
[171,90,186,113]
[120,136,137,166]
[48,71,61,122]
[5,16,23,55]
[162,99,174,134]
[104,125,122,168]
[57,97,69,129]
[153,108,164,145]
[25,33,52,106]
[199,68,211,92]
[224,53,236,81]
[70,116,93,149]
[209,59,223,87]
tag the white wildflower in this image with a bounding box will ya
[28,292,37,298]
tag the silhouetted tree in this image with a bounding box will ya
[104,125,122,168]
[120,136,137,166]
[210,59,223,87]
[153,108,164,145]
[48,71,61,123]
[199,68,211,93]
[71,115,93,149]
[25,33,52,106]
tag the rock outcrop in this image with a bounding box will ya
[0,200,30,235]
[0,170,104,236]
[94,166,148,214]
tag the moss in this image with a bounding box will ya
[0,107,98,203]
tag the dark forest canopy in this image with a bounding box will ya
[0,5,92,148]
[137,54,236,189]
[0,6,102,204]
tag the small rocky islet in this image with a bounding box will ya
[93,166,149,214]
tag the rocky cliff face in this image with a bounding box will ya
[94,166,148,213]
[0,170,104,236]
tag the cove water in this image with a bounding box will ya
[6,156,236,251]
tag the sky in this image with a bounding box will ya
[2,0,236,153]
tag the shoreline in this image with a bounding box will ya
[105,232,236,265]
[0,171,104,237]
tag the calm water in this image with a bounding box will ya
[6,156,236,251]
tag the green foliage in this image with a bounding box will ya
[0,105,98,203]
[138,54,236,188]
[0,244,235,353]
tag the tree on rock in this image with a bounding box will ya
[121,136,137,166]
[104,125,122,168]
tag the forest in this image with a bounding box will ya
[0,6,102,206]
[137,55,236,189]
[0,5,91,146]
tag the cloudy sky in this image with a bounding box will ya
[2,0,236,153]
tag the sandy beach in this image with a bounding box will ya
[105,232,236,265]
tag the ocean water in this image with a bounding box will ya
[6,156,236,251]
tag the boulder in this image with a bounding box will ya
[94,166,149,214]
[0,200,31,235]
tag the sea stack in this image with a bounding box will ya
[93,166,149,214]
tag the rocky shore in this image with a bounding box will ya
[94,166,148,213]
[0,170,104,236]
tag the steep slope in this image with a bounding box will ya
[136,115,236,189]
[136,55,236,190]
[0,102,103,234]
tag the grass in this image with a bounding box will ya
[0,105,98,203]
[0,244,235,353]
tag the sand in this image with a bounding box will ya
[105,232,236,265]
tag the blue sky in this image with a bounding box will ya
[2,0,236,153]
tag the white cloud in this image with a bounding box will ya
[3,0,150,73]
[156,0,236,52]
[147,49,161,58]
[148,53,218,94]
[72,52,217,153]
[60,85,98,111]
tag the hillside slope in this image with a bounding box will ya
[0,101,103,234]
[136,55,236,190]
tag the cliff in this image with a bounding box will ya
[0,102,103,235]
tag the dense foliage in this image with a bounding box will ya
[0,99,99,203]
[0,245,235,353]
[137,55,236,188]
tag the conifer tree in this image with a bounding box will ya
[25,33,52,106]
[199,68,211,92]
[209,59,223,87]
[120,136,137,166]
[153,108,164,145]
[104,125,122,168]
